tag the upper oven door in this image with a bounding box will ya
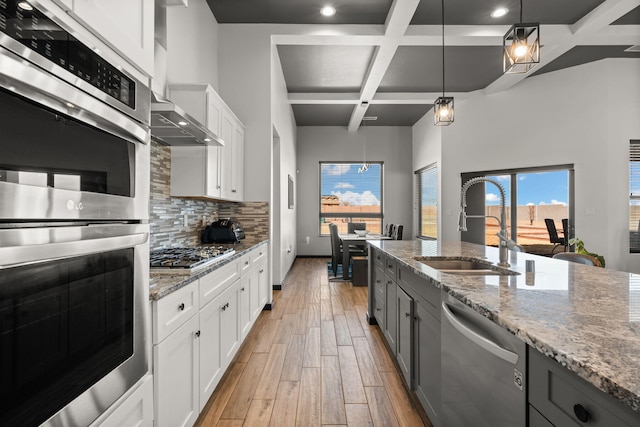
[0,44,150,221]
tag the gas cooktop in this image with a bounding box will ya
[150,246,235,272]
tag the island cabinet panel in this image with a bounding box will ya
[372,264,386,329]
[529,348,640,427]
[413,299,441,427]
[384,270,398,354]
[529,405,554,427]
[396,285,413,387]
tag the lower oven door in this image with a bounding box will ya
[0,223,150,427]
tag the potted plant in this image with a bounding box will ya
[568,238,605,267]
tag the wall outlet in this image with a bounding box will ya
[183,213,188,228]
[305,236,310,244]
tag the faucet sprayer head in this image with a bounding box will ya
[457,210,467,231]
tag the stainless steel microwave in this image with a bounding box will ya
[0,0,151,222]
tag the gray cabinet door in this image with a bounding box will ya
[384,276,397,354]
[414,300,441,427]
[397,285,413,387]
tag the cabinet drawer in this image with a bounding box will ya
[153,281,199,344]
[384,255,397,280]
[398,264,440,321]
[529,348,640,427]
[250,244,267,264]
[240,253,251,274]
[200,259,240,308]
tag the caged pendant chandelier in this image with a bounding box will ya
[503,0,540,73]
[434,0,453,126]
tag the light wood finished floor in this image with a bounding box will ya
[195,257,431,427]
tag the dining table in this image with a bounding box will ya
[338,233,392,280]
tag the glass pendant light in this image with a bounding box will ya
[358,117,376,173]
[503,0,540,73]
[434,0,453,126]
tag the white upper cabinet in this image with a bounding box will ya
[169,85,244,202]
[69,0,154,76]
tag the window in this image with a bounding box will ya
[416,164,437,239]
[461,165,574,250]
[319,162,383,235]
[631,141,640,253]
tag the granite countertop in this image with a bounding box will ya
[369,239,640,413]
[149,238,268,301]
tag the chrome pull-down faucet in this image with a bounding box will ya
[458,177,522,267]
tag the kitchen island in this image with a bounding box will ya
[369,239,640,425]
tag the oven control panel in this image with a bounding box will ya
[0,0,136,108]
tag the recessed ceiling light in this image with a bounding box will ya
[491,7,509,18]
[320,6,336,17]
[17,1,33,11]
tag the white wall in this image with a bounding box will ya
[271,43,298,285]
[165,0,219,90]
[413,59,640,272]
[297,126,414,256]
[412,115,442,237]
[217,25,298,286]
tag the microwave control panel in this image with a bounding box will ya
[0,0,136,108]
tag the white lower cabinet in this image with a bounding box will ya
[154,313,200,427]
[239,274,252,339]
[199,281,240,409]
[152,245,269,427]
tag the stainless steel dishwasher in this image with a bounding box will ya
[441,294,526,426]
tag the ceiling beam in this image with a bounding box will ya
[347,0,421,131]
[289,91,471,104]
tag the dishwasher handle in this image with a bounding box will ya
[442,301,519,364]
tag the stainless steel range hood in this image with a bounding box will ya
[150,93,224,146]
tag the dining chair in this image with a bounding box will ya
[393,224,403,240]
[386,224,396,238]
[552,252,601,267]
[329,223,365,277]
[545,218,566,253]
[347,222,366,233]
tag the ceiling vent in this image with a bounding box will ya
[625,45,640,53]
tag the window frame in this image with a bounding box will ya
[318,161,384,236]
[630,140,640,253]
[416,163,438,240]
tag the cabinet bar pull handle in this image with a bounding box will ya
[178,303,185,311]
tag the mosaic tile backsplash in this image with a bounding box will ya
[149,141,269,250]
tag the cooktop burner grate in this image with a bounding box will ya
[150,246,235,271]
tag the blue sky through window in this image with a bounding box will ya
[485,171,568,206]
[321,163,381,207]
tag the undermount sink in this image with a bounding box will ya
[414,257,519,276]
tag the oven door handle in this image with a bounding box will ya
[0,233,148,269]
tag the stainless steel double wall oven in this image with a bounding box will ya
[0,1,151,426]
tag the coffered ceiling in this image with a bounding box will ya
[207,0,640,128]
